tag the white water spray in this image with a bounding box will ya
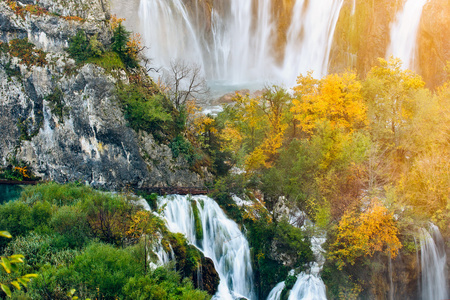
[386,0,428,70]
[138,0,343,89]
[419,224,448,300]
[158,195,255,300]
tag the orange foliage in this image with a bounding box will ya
[110,14,125,30]
[328,200,402,270]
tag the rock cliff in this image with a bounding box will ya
[0,0,209,190]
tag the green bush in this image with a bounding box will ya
[123,268,210,300]
[50,206,91,248]
[67,30,90,63]
[117,83,172,135]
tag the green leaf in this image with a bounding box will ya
[10,281,21,290]
[1,284,11,297]
[0,231,12,238]
[1,257,11,273]
[23,273,38,278]
[67,288,76,296]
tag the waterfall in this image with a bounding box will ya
[281,0,344,83]
[419,224,448,300]
[266,228,327,300]
[386,0,428,70]
[158,195,255,299]
[138,0,343,90]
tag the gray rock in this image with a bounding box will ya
[0,1,211,190]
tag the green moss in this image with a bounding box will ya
[191,200,203,241]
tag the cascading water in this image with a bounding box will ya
[138,0,344,90]
[419,224,448,300]
[266,228,327,300]
[281,0,344,83]
[158,195,255,300]
[386,0,428,70]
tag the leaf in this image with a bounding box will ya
[10,281,21,290]
[0,231,12,238]
[1,257,11,273]
[23,274,38,278]
[1,284,11,297]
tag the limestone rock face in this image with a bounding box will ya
[418,0,450,88]
[0,1,209,190]
[0,1,111,53]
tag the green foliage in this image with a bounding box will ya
[117,83,172,136]
[135,191,158,211]
[50,206,91,248]
[67,30,90,63]
[123,267,210,300]
[45,87,68,123]
[169,135,195,164]
[87,51,124,70]
[246,219,313,298]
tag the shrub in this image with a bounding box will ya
[117,83,172,135]
[67,30,90,63]
[50,206,91,248]
[9,38,47,67]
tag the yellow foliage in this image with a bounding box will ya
[291,71,367,134]
[328,200,402,270]
[219,124,242,154]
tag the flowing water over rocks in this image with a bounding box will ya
[157,195,255,299]
[419,224,448,300]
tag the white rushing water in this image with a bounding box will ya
[386,0,428,70]
[158,195,255,300]
[267,226,327,300]
[419,224,448,300]
[138,0,344,90]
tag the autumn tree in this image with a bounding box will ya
[328,200,402,270]
[364,57,425,155]
[291,71,367,135]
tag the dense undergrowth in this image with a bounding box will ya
[0,183,211,299]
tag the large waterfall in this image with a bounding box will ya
[419,224,448,300]
[386,0,428,70]
[157,195,255,299]
[138,0,344,89]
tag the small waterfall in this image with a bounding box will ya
[419,224,448,300]
[266,282,285,300]
[266,228,327,300]
[158,195,255,299]
[138,0,343,89]
[386,0,428,70]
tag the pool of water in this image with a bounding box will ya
[0,185,24,204]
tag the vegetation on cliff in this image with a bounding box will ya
[0,183,213,299]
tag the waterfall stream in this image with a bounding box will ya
[419,224,448,300]
[157,195,255,299]
[386,0,428,70]
[137,0,344,90]
[266,227,327,300]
